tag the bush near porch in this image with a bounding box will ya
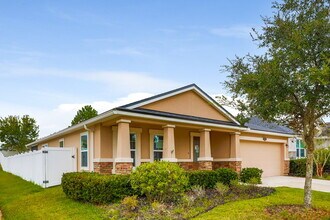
[62,162,261,205]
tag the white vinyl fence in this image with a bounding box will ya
[0,147,77,188]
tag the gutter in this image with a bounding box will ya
[243,128,295,138]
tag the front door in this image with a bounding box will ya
[193,136,200,162]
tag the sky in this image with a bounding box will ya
[0,1,328,137]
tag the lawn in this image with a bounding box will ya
[0,170,106,219]
[1,169,329,220]
[194,187,330,220]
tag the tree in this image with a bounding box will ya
[0,115,39,153]
[71,105,98,126]
[222,0,329,207]
[313,147,330,177]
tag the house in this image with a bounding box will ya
[287,122,330,160]
[26,84,294,177]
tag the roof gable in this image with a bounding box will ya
[120,84,240,124]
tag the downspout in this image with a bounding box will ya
[84,124,94,172]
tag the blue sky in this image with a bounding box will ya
[1,1,327,136]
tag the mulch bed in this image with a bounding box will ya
[266,205,330,220]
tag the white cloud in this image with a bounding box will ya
[0,65,180,93]
[0,92,153,138]
[210,25,253,38]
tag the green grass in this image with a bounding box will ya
[194,187,330,220]
[1,168,329,220]
[0,170,107,220]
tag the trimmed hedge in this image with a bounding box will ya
[240,167,263,183]
[290,158,330,177]
[62,172,134,204]
[186,168,238,189]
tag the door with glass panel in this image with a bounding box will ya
[153,135,163,161]
[193,136,200,162]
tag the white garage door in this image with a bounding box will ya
[240,141,283,177]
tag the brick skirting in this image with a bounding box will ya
[178,162,199,170]
[212,161,242,172]
[93,162,113,174]
[115,162,133,174]
[198,161,213,170]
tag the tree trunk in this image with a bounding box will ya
[304,149,313,208]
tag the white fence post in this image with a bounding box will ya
[0,147,77,188]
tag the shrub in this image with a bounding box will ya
[62,172,134,204]
[247,177,260,185]
[186,170,218,189]
[289,158,324,176]
[215,182,229,196]
[130,161,188,202]
[186,168,238,189]
[191,185,206,198]
[240,168,263,184]
[121,195,139,211]
[215,168,239,185]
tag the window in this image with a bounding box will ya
[130,133,137,166]
[296,139,306,158]
[59,139,64,148]
[80,133,88,168]
[153,135,163,161]
[42,144,48,148]
[31,146,38,151]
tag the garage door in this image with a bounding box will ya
[240,141,283,177]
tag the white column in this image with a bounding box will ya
[198,129,213,161]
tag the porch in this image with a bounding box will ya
[92,117,242,174]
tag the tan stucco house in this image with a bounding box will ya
[27,84,294,177]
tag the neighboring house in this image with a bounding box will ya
[316,122,330,149]
[26,84,294,177]
[287,122,329,160]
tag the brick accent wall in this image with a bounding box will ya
[213,161,242,172]
[198,161,213,170]
[93,162,113,174]
[178,162,199,170]
[284,160,290,175]
[115,162,133,174]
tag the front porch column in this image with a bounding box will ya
[162,125,177,162]
[198,129,213,170]
[229,132,242,172]
[115,119,133,174]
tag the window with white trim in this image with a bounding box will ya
[130,133,137,166]
[153,135,163,161]
[80,133,88,168]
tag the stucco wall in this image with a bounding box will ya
[175,127,192,159]
[140,90,230,121]
[211,131,231,159]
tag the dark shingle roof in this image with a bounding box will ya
[245,117,295,135]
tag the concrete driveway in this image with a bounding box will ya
[261,176,330,193]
